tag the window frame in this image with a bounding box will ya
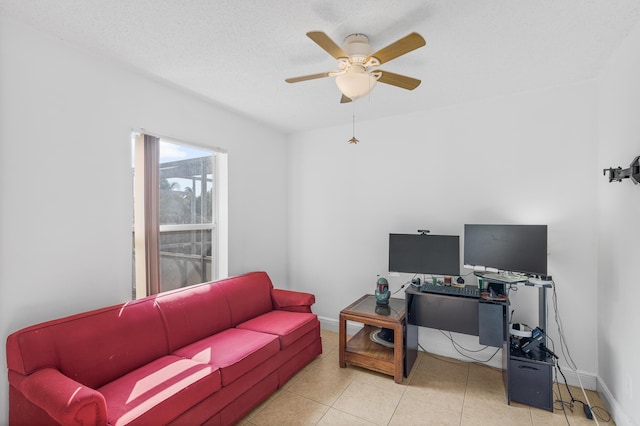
[132,131,228,298]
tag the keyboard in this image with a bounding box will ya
[419,283,480,298]
[481,272,528,283]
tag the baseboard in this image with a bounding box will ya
[414,327,504,370]
[553,365,597,391]
[597,377,633,426]
[319,316,361,336]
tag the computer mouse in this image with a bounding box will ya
[456,277,465,284]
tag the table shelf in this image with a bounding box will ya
[346,325,394,362]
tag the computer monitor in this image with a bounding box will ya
[388,233,460,276]
[463,224,547,276]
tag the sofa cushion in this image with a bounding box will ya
[173,328,280,386]
[154,282,232,352]
[216,272,274,326]
[98,355,220,426]
[6,298,168,389]
[236,310,320,349]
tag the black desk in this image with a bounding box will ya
[404,285,506,374]
[404,278,554,411]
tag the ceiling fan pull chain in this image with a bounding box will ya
[348,102,359,144]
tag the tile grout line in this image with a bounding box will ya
[457,362,470,426]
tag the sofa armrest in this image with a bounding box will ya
[271,288,315,313]
[9,368,107,426]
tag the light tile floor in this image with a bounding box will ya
[240,330,613,426]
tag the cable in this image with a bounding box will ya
[418,334,500,364]
[550,282,614,424]
[438,330,501,363]
[385,273,418,296]
[550,343,612,423]
[591,406,612,423]
[438,330,488,353]
[391,283,408,295]
[391,274,418,295]
[551,282,578,370]
[556,361,611,422]
[552,360,572,425]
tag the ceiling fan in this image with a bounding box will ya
[285,31,426,103]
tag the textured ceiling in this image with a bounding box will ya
[2,0,640,133]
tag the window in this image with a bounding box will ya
[132,132,228,298]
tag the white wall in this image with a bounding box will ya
[0,17,289,421]
[596,22,640,426]
[288,82,600,374]
[4,9,637,425]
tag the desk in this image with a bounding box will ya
[404,279,554,411]
[339,295,406,383]
[404,286,501,375]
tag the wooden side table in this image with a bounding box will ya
[339,294,406,383]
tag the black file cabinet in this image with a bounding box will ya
[508,354,553,411]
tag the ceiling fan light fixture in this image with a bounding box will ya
[286,31,425,102]
[335,68,378,100]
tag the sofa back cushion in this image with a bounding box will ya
[155,281,232,352]
[6,298,168,389]
[216,272,274,326]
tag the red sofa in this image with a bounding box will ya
[6,271,322,425]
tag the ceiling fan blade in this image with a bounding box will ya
[367,32,426,65]
[285,72,331,83]
[307,31,348,59]
[340,94,352,103]
[374,70,421,90]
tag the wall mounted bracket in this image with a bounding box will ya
[603,155,640,184]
